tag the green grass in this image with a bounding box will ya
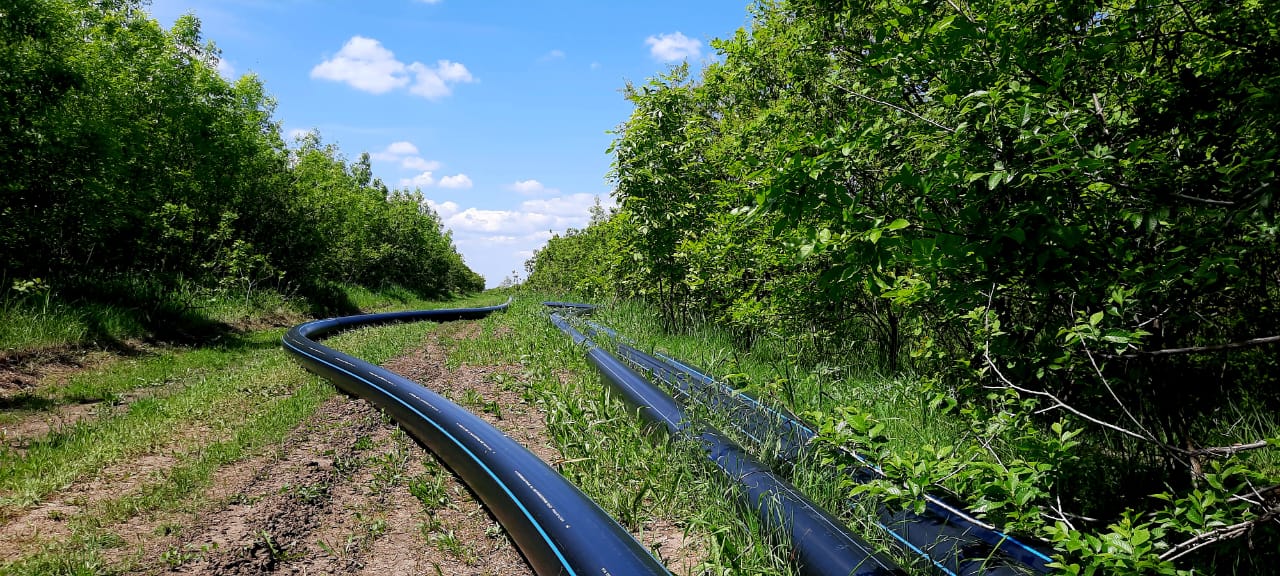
[2,289,947,574]
[0,345,291,509]
[0,279,478,356]
[0,297,492,574]
[450,296,799,574]
[0,331,286,438]
[480,294,982,574]
[0,294,127,353]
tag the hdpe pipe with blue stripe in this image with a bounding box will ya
[283,301,670,576]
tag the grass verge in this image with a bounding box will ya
[0,296,496,574]
[450,296,799,574]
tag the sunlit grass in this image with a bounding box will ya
[500,293,975,574]
[0,303,455,573]
[450,296,798,574]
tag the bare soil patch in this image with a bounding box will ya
[3,319,709,574]
[384,325,556,464]
[136,395,383,574]
[120,320,541,575]
[0,346,121,396]
[641,518,707,576]
[0,447,185,562]
[227,309,308,334]
[0,384,170,453]
[0,400,102,448]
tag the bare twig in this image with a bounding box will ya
[827,80,957,134]
[1082,341,1157,441]
[942,0,976,23]
[1173,192,1236,206]
[1051,492,1077,531]
[1118,335,1280,358]
[1090,93,1110,136]
[1189,440,1272,458]
[982,342,1155,444]
[1159,511,1276,563]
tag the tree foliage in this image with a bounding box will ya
[1,0,483,304]
[527,0,1279,570]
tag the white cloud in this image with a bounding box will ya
[427,199,459,218]
[287,128,312,141]
[385,141,419,156]
[646,31,702,62]
[311,37,472,100]
[215,57,236,79]
[519,193,605,217]
[408,60,475,100]
[416,0,442,3]
[539,49,566,62]
[590,61,601,70]
[446,208,552,234]
[402,157,443,171]
[425,193,612,288]
[509,179,558,195]
[438,174,473,189]
[371,141,443,172]
[311,36,408,94]
[399,171,435,188]
[442,194,607,236]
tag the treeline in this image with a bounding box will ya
[526,0,1278,571]
[1,0,483,308]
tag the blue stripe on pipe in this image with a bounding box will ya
[654,351,1056,570]
[550,310,905,576]
[284,301,671,576]
[281,337,579,576]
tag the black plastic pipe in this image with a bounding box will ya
[599,332,1054,576]
[283,301,670,576]
[549,311,905,576]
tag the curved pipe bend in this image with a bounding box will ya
[283,299,670,576]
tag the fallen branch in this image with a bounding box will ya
[1189,440,1272,458]
[1159,510,1276,563]
[1118,335,1280,358]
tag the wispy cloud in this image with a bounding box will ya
[371,141,443,172]
[215,56,236,79]
[403,157,442,172]
[508,179,558,196]
[436,193,615,287]
[382,141,419,156]
[539,49,566,63]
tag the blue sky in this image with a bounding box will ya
[144,0,750,287]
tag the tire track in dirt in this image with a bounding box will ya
[0,422,218,563]
[4,318,706,574]
[129,320,539,575]
[141,395,384,574]
[357,321,534,576]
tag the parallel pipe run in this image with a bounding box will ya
[592,326,1053,576]
[283,301,670,576]
[549,310,904,576]
[650,352,1054,575]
